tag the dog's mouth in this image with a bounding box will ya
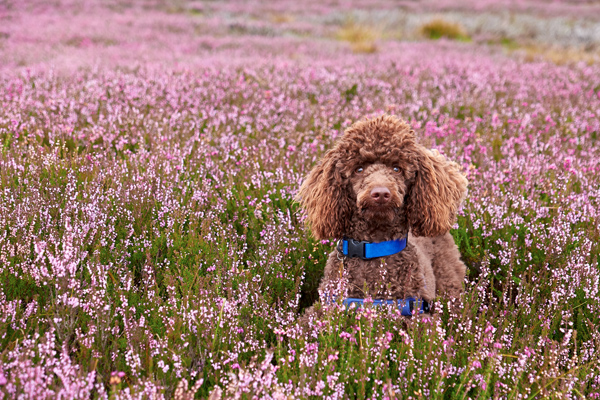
[359,201,401,221]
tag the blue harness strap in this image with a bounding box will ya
[342,237,407,260]
[343,297,430,316]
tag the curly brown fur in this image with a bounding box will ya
[297,115,468,303]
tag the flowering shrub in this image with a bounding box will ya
[0,1,599,399]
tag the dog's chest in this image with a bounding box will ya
[343,243,423,299]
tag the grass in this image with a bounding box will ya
[336,21,380,53]
[520,44,600,65]
[269,13,294,24]
[419,18,470,41]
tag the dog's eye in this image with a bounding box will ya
[356,167,364,174]
[393,166,400,173]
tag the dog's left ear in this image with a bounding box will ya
[406,147,468,237]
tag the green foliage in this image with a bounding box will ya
[419,18,470,41]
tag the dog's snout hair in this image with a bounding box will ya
[353,164,404,211]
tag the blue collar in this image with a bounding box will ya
[340,237,407,260]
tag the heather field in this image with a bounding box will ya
[1,1,600,399]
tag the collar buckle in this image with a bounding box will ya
[344,239,367,259]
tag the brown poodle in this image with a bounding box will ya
[297,115,468,306]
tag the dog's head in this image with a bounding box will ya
[297,115,468,239]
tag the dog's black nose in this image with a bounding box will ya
[371,187,391,204]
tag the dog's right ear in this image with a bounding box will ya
[296,150,353,240]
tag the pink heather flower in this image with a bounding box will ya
[472,361,482,369]
[385,331,393,342]
[339,331,356,344]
